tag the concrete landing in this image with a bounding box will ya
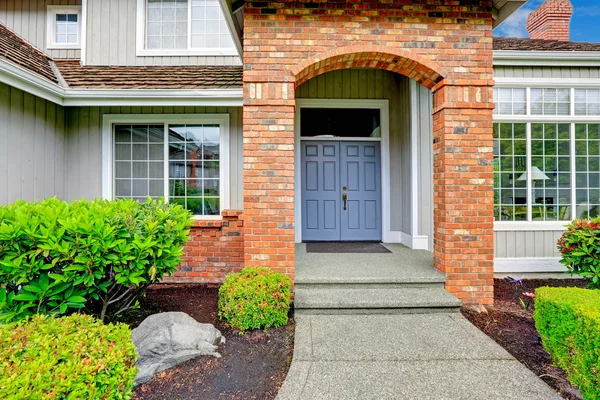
[276,314,560,400]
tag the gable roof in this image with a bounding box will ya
[493,37,600,52]
[54,60,243,89]
[0,24,57,83]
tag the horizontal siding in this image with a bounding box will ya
[86,0,242,66]
[64,106,244,210]
[494,230,565,258]
[0,82,66,205]
[296,69,411,233]
[0,0,82,59]
[494,66,600,79]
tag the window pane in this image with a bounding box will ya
[575,89,600,116]
[146,0,188,50]
[575,124,600,218]
[113,124,164,201]
[493,123,528,221]
[189,0,235,50]
[168,124,221,215]
[531,88,571,116]
[493,88,526,116]
[531,123,572,221]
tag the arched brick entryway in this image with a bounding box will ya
[242,0,496,305]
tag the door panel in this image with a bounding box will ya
[340,142,382,241]
[301,141,341,241]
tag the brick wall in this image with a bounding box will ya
[162,210,244,283]
[243,0,496,304]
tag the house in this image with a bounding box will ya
[0,0,597,308]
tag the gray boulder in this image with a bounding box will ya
[132,312,225,385]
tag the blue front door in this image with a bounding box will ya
[301,141,382,242]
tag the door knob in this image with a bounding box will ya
[342,193,347,210]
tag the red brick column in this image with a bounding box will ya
[431,82,496,305]
[242,81,296,280]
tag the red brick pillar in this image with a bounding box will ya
[242,80,296,280]
[431,81,495,305]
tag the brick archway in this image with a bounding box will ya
[291,45,450,90]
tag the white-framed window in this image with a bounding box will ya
[136,0,237,56]
[103,115,230,218]
[493,87,600,225]
[47,6,81,49]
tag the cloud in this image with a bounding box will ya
[493,0,544,38]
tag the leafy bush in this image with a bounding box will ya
[0,314,137,399]
[218,267,292,333]
[534,287,600,400]
[0,197,191,322]
[557,217,600,288]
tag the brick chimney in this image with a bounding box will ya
[526,0,573,41]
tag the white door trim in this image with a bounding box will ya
[294,99,391,243]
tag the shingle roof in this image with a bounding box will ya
[54,60,243,89]
[493,37,600,52]
[0,24,57,83]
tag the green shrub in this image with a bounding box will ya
[534,287,600,400]
[557,217,600,287]
[0,197,192,322]
[218,267,292,333]
[0,314,137,399]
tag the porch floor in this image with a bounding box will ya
[295,243,444,284]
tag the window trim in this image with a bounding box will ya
[102,114,230,219]
[46,5,82,50]
[135,0,239,57]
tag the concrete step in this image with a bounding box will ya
[294,285,462,315]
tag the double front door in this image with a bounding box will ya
[301,141,382,242]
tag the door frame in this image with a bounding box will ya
[294,99,391,243]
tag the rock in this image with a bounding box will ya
[132,312,225,385]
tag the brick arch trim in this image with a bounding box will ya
[290,45,449,90]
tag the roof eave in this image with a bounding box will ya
[493,0,528,29]
[493,50,600,66]
[0,59,243,106]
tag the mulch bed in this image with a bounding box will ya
[121,284,294,400]
[462,278,588,400]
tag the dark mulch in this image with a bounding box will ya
[122,284,294,400]
[462,278,588,400]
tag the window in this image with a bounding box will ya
[494,86,600,223]
[108,116,229,217]
[47,6,81,49]
[139,0,236,55]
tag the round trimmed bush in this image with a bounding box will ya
[218,267,292,333]
[0,314,137,399]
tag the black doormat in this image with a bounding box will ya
[305,242,391,253]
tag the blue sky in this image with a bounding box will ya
[493,0,600,42]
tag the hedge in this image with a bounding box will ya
[557,217,600,288]
[218,267,292,333]
[0,314,137,399]
[534,287,600,400]
[0,197,191,322]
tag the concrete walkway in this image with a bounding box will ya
[277,313,560,400]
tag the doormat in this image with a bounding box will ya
[305,242,391,253]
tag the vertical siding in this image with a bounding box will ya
[494,230,564,258]
[494,66,600,79]
[0,82,66,205]
[416,84,434,249]
[296,69,411,233]
[64,106,244,209]
[86,0,242,66]
[0,0,82,59]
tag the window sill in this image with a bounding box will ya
[192,215,223,221]
[47,44,81,50]
[494,221,570,231]
[136,49,239,57]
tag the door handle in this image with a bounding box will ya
[342,193,347,210]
